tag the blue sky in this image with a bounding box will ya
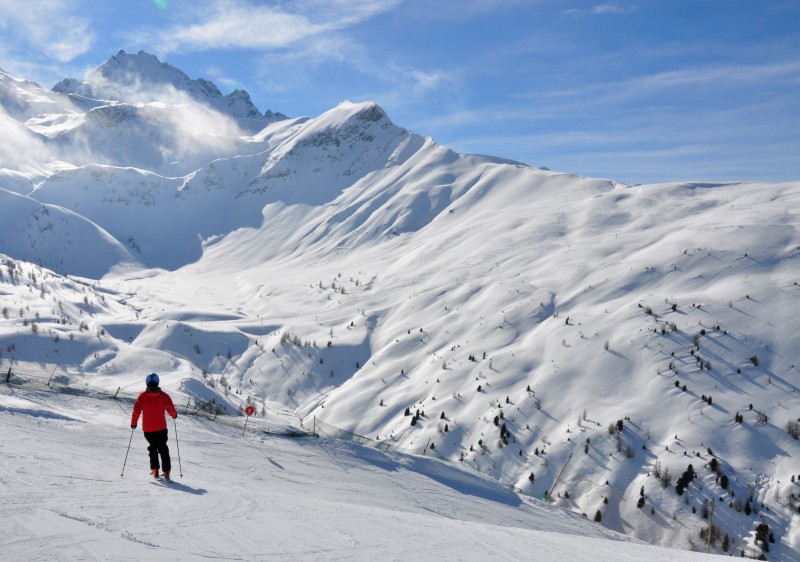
[1,0,798,184]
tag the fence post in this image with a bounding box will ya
[313,416,316,436]
[5,365,10,383]
[423,438,431,456]
[548,451,574,502]
[46,363,60,387]
[184,397,191,415]
[113,387,120,399]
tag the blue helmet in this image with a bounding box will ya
[146,373,159,386]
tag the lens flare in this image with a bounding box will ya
[153,0,168,9]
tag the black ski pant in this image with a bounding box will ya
[143,428,171,472]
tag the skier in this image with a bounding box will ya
[131,373,178,480]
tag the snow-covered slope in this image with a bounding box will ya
[0,387,733,561]
[0,188,137,277]
[0,54,798,560]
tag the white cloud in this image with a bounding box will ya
[260,33,367,70]
[619,61,800,92]
[75,68,248,159]
[139,0,401,54]
[205,66,243,91]
[254,35,460,108]
[590,3,636,15]
[563,3,636,17]
[396,0,535,22]
[0,0,94,62]
[501,60,800,116]
[407,69,452,95]
[0,106,54,171]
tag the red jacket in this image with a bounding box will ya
[132,388,177,432]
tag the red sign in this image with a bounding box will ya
[245,405,255,416]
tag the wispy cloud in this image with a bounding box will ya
[135,0,400,54]
[205,66,244,91]
[430,89,800,183]
[396,0,535,22]
[406,69,454,95]
[251,30,460,110]
[0,0,94,62]
[249,33,370,98]
[534,60,800,110]
[618,61,800,92]
[563,3,637,17]
[361,63,462,111]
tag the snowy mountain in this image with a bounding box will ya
[1,53,799,560]
[53,50,288,131]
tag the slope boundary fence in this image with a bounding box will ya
[1,356,231,421]
[306,415,450,461]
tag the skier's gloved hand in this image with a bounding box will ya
[131,424,137,429]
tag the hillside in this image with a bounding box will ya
[0,52,799,559]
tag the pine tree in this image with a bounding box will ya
[594,510,602,522]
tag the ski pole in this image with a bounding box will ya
[173,417,183,478]
[121,426,135,477]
